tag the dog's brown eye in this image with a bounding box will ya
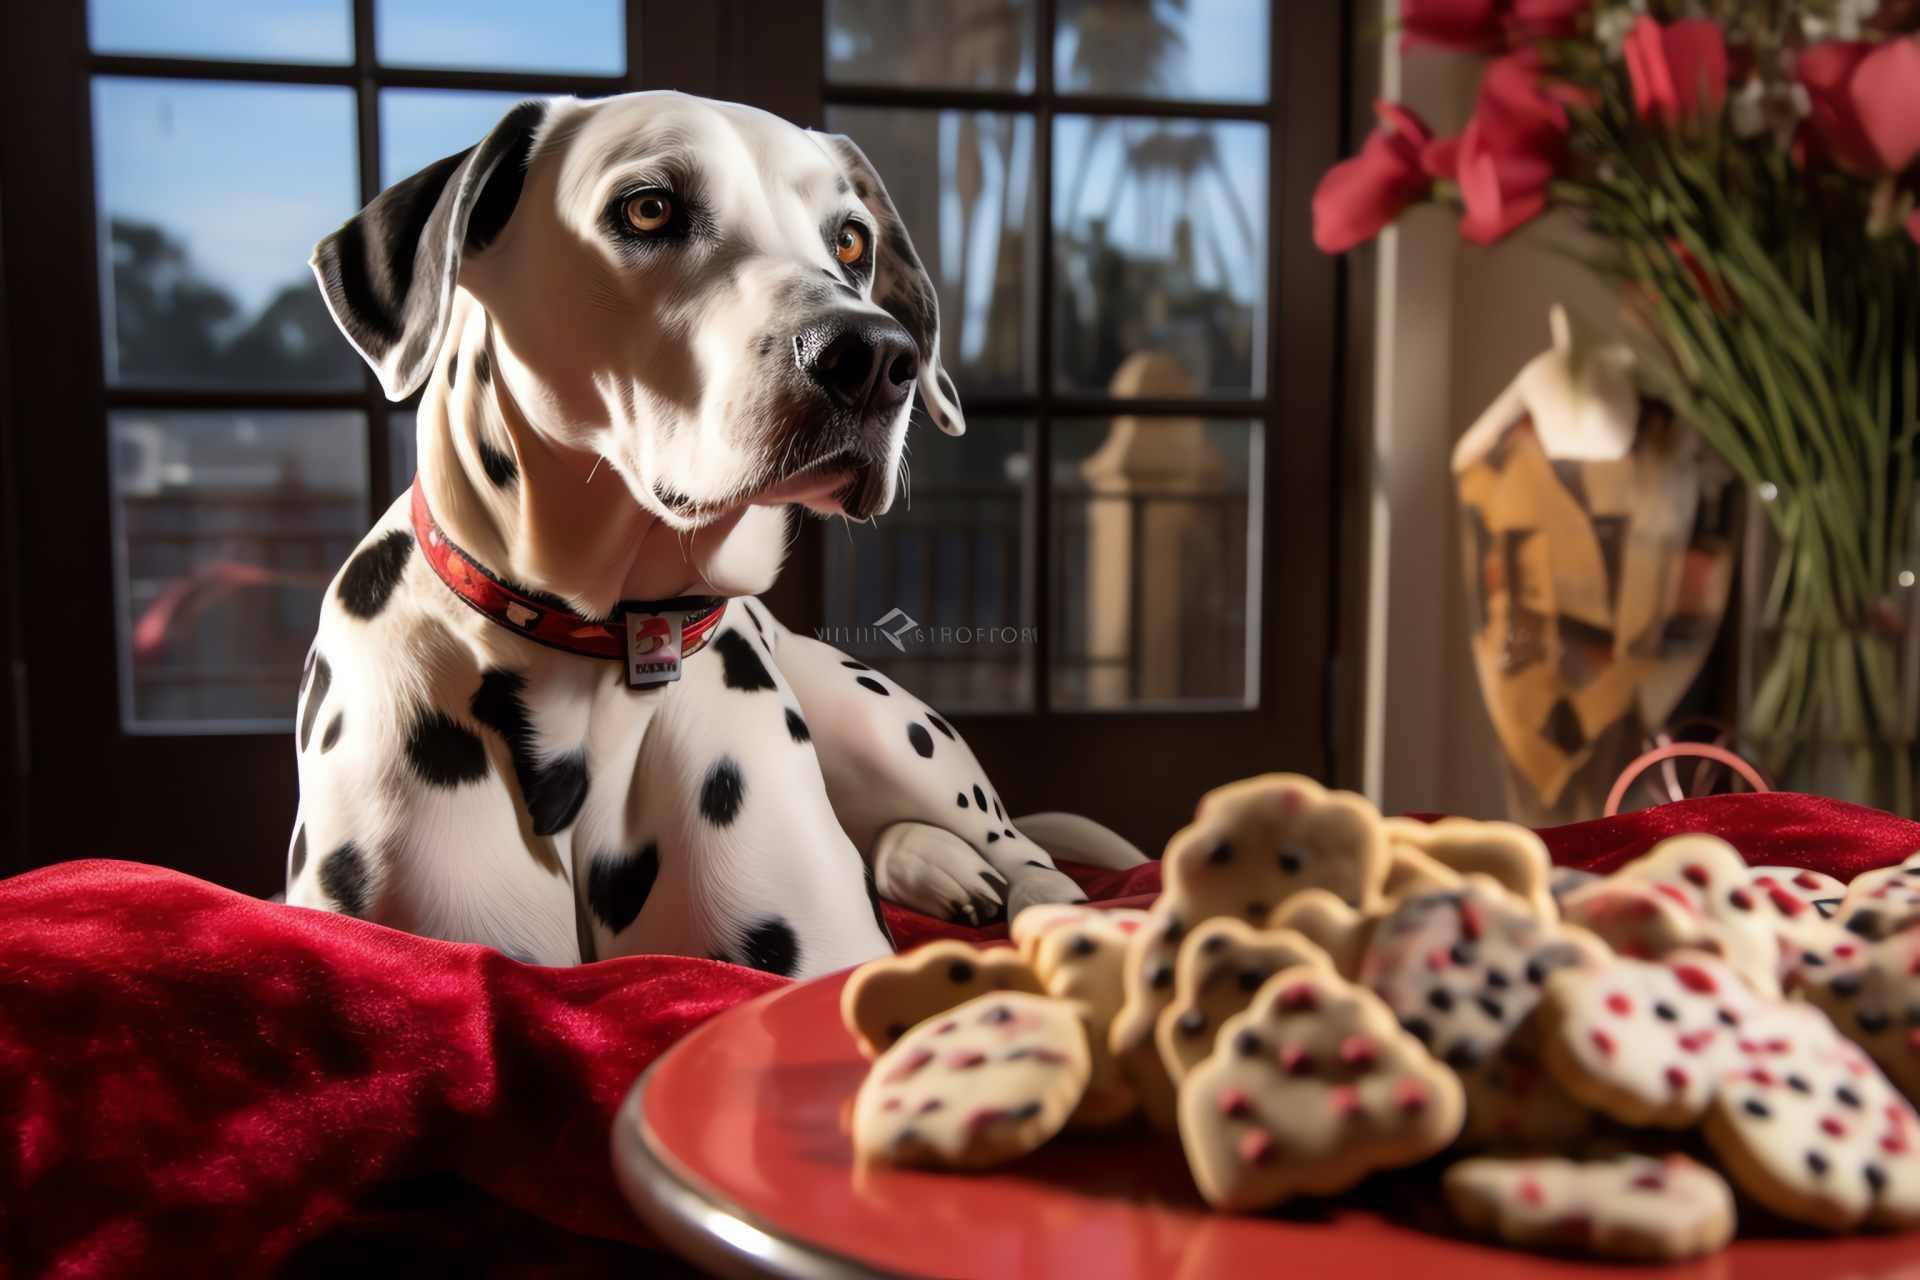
[834,223,866,265]
[626,194,672,232]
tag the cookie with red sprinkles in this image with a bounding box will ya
[1443,1153,1735,1259]
[853,991,1090,1169]
[1177,964,1462,1211]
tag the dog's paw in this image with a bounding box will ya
[1004,862,1090,923]
[871,822,1009,926]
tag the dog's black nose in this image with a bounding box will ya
[799,319,917,411]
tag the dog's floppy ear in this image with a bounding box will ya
[813,132,965,436]
[311,99,548,400]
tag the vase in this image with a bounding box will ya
[1738,490,1918,817]
[1456,400,1740,826]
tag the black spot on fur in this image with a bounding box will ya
[470,670,590,836]
[700,757,745,827]
[863,861,893,947]
[476,436,519,487]
[736,918,798,977]
[337,529,413,619]
[289,824,307,881]
[957,792,968,808]
[745,606,766,638]
[907,722,934,758]
[1026,859,1046,868]
[855,676,888,695]
[973,785,987,810]
[986,831,999,843]
[446,351,458,386]
[319,841,371,916]
[841,660,871,670]
[474,346,491,384]
[405,707,491,787]
[301,646,316,694]
[785,708,810,743]
[321,712,344,753]
[927,713,955,740]
[993,798,1004,819]
[714,630,776,691]
[300,654,332,751]
[588,843,659,933]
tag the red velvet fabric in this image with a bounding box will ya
[2,792,1916,1276]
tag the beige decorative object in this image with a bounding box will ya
[1453,309,1737,824]
[1080,351,1228,706]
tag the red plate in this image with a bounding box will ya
[614,971,1920,1279]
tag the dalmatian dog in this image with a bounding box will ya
[289,92,1144,979]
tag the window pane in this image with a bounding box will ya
[389,408,418,504]
[827,0,1035,90]
[89,0,353,64]
[822,419,1034,712]
[380,88,534,190]
[1051,411,1260,709]
[1052,115,1265,396]
[826,107,1035,398]
[375,0,623,74]
[1055,0,1268,103]
[110,410,369,733]
[93,78,363,389]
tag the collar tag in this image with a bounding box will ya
[623,608,685,690]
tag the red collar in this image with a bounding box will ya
[409,474,725,687]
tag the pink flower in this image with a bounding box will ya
[1311,101,1436,253]
[1509,0,1588,40]
[1400,0,1506,52]
[1796,42,1885,175]
[1437,50,1570,243]
[1852,36,1920,176]
[1623,17,1728,127]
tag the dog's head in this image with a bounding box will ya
[311,92,961,525]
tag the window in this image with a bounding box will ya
[819,0,1273,713]
[82,0,631,733]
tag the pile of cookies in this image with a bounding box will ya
[840,774,1920,1260]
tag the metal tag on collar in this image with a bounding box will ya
[623,607,686,690]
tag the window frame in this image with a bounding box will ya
[803,1,1356,851]
[0,0,1354,884]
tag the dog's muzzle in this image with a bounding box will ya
[793,317,918,418]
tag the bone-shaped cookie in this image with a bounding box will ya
[1607,834,1812,997]
[852,991,1090,1169]
[1029,909,1146,1128]
[1701,999,1920,1231]
[840,940,1045,1059]
[1837,851,1920,941]
[1443,1153,1735,1260]
[1154,918,1332,1085]
[1383,817,1557,920]
[1177,964,1463,1211]
[1798,926,1920,1106]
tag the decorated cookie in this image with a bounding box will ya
[1838,851,1920,940]
[1154,919,1332,1084]
[1384,817,1558,920]
[1029,910,1145,1127]
[841,940,1045,1060]
[1112,776,1386,1130]
[1752,865,1847,921]
[1378,840,1463,906]
[1177,965,1464,1212]
[1539,952,1773,1127]
[1548,867,1603,909]
[1609,833,1808,997]
[1443,1153,1735,1260]
[1799,927,1920,1105]
[852,991,1090,1169]
[1267,888,1377,979]
[1360,875,1606,1074]
[1701,1000,1920,1231]
[1161,775,1391,924]
[1558,876,1726,963]
[1455,1027,1596,1151]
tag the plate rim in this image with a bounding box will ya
[611,989,901,1280]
